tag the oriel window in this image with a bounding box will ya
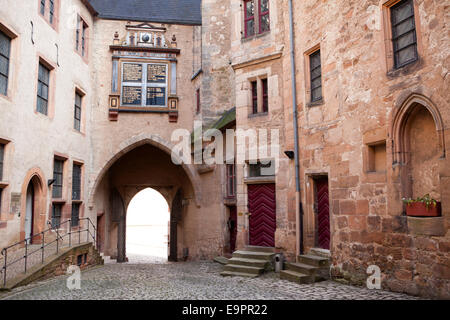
[37,63,50,115]
[310,50,322,102]
[391,0,418,68]
[0,30,11,96]
[244,0,255,38]
[52,159,63,198]
[74,92,82,131]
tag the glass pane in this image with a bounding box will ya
[396,46,417,66]
[146,87,166,106]
[41,83,49,99]
[310,52,321,69]
[246,0,254,17]
[311,77,322,90]
[395,31,415,51]
[260,14,270,33]
[311,66,321,79]
[75,93,82,106]
[0,74,7,96]
[0,32,11,57]
[312,87,322,101]
[260,0,269,12]
[0,55,8,77]
[393,18,414,37]
[246,20,255,36]
[392,1,414,24]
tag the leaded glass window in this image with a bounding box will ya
[310,50,322,102]
[71,203,80,227]
[244,0,255,38]
[72,164,81,200]
[52,204,62,228]
[391,0,418,68]
[259,0,270,33]
[37,63,50,115]
[251,81,257,114]
[262,78,268,113]
[53,159,63,198]
[74,92,82,131]
[0,30,11,96]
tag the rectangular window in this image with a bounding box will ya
[226,164,236,198]
[244,0,255,38]
[259,0,270,33]
[40,0,46,15]
[49,0,54,24]
[251,81,258,114]
[81,23,86,56]
[37,63,50,115]
[310,50,322,102]
[74,92,82,131]
[75,16,80,51]
[262,78,268,113]
[0,30,11,96]
[71,203,80,227]
[121,62,168,107]
[249,160,275,177]
[53,159,63,198]
[0,144,4,181]
[72,164,81,200]
[391,0,418,68]
[196,88,200,113]
[0,188,2,213]
[51,204,62,228]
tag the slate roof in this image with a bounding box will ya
[88,0,202,25]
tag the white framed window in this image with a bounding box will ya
[120,62,168,107]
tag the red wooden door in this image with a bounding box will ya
[316,178,330,249]
[248,184,276,247]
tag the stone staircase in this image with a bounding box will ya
[220,245,275,278]
[280,248,330,284]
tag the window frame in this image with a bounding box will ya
[226,164,236,198]
[0,143,4,181]
[0,30,11,97]
[251,80,258,114]
[390,0,418,69]
[120,61,169,108]
[71,203,80,227]
[261,78,268,113]
[74,92,82,131]
[72,163,82,201]
[309,49,322,103]
[196,88,200,114]
[244,0,256,38]
[51,203,62,228]
[52,158,64,199]
[258,0,270,34]
[37,62,50,115]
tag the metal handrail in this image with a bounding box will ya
[0,217,96,287]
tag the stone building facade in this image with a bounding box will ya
[0,0,448,298]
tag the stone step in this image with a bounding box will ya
[228,257,268,269]
[280,270,314,284]
[232,250,275,261]
[220,271,259,278]
[286,262,317,275]
[298,254,330,267]
[309,248,331,258]
[243,245,276,253]
[223,264,263,275]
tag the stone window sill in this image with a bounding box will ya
[248,112,268,119]
[307,99,324,108]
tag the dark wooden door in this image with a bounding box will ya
[169,189,182,262]
[228,206,237,252]
[316,178,330,250]
[248,184,276,247]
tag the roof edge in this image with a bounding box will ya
[80,0,98,16]
[96,15,202,26]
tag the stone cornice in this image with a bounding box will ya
[231,52,283,70]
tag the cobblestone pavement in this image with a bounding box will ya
[1,254,418,300]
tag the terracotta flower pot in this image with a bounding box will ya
[406,202,441,217]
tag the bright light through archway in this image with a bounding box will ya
[126,188,169,262]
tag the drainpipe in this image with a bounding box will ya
[288,0,304,256]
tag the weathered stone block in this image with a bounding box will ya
[407,216,446,237]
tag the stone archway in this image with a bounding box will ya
[88,133,202,209]
[20,168,47,243]
[91,137,197,260]
[391,93,446,200]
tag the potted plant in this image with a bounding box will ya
[402,194,441,217]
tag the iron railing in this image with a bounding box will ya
[0,217,96,287]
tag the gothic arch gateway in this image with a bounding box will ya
[90,136,199,261]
